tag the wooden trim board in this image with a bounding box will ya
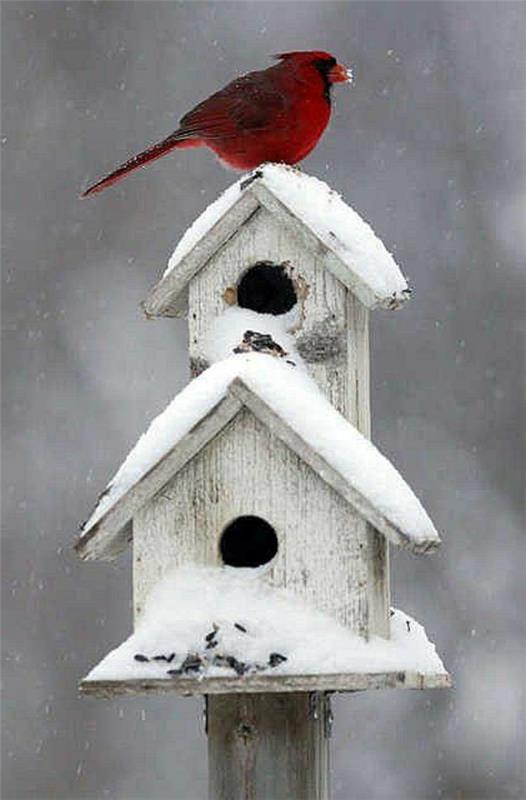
[76,394,242,560]
[76,378,440,560]
[141,175,395,319]
[228,379,440,555]
[143,192,262,318]
[80,671,452,698]
[250,182,380,309]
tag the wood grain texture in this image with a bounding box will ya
[142,175,390,321]
[133,403,369,631]
[79,671,453,698]
[367,525,390,638]
[345,293,391,638]
[207,693,330,800]
[143,192,261,318]
[251,182,380,309]
[346,294,370,438]
[229,381,438,556]
[76,395,242,561]
[189,205,351,418]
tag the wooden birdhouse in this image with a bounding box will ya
[77,165,449,799]
[143,164,411,423]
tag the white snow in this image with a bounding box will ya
[163,163,410,308]
[82,353,439,550]
[204,306,302,365]
[165,179,242,277]
[84,566,447,682]
[260,164,409,303]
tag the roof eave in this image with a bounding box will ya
[76,374,440,562]
[142,175,399,319]
[142,190,261,318]
[75,394,243,561]
[228,378,441,555]
[250,182,382,310]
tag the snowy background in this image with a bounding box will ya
[2,2,525,799]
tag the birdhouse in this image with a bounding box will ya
[143,165,411,419]
[77,165,449,700]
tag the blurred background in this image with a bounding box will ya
[2,2,525,798]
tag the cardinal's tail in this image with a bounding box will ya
[81,130,200,197]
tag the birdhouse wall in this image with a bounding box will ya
[133,406,382,637]
[188,207,369,423]
[184,207,389,637]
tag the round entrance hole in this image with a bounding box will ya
[237,262,296,316]
[219,516,278,568]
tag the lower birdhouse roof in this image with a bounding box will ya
[80,566,451,696]
[77,354,441,560]
[143,163,411,317]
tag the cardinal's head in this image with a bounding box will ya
[274,51,354,96]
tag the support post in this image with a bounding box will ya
[207,692,331,800]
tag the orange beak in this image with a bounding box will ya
[329,62,354,85]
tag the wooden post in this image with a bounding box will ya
[207,693,331,800]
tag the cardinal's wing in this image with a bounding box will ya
[178,72,288,140]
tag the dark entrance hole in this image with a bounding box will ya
[237,262,297,315]
[219,516,278,568]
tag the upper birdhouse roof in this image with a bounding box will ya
[143,164,411,318]
[77,354,440,562]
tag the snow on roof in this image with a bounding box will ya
[80,352,440,554]
[146,163,410,316]
[256,164,409,303]
[83,566,448,683]
[165,177,242,278]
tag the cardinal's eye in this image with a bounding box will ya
[314,57,336,75]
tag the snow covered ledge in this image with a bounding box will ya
[80,567,451,698]
[143,163,412,318]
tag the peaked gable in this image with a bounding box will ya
[143,164,411,319]
[77,355,440,561]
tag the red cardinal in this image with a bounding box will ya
[81,51,353,197]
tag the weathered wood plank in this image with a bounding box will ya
[133,406,368,631]
[346,293,390,637]
[367,525,390,638]
[207,693,330,800]
[189,204,351,418]
[142,191,261,318]
[228,380,440,555]
[251,182,381,310]
[142,175,393,321]
[346,294,370,438]
[79,671,452,698]
[76,395,242,561]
